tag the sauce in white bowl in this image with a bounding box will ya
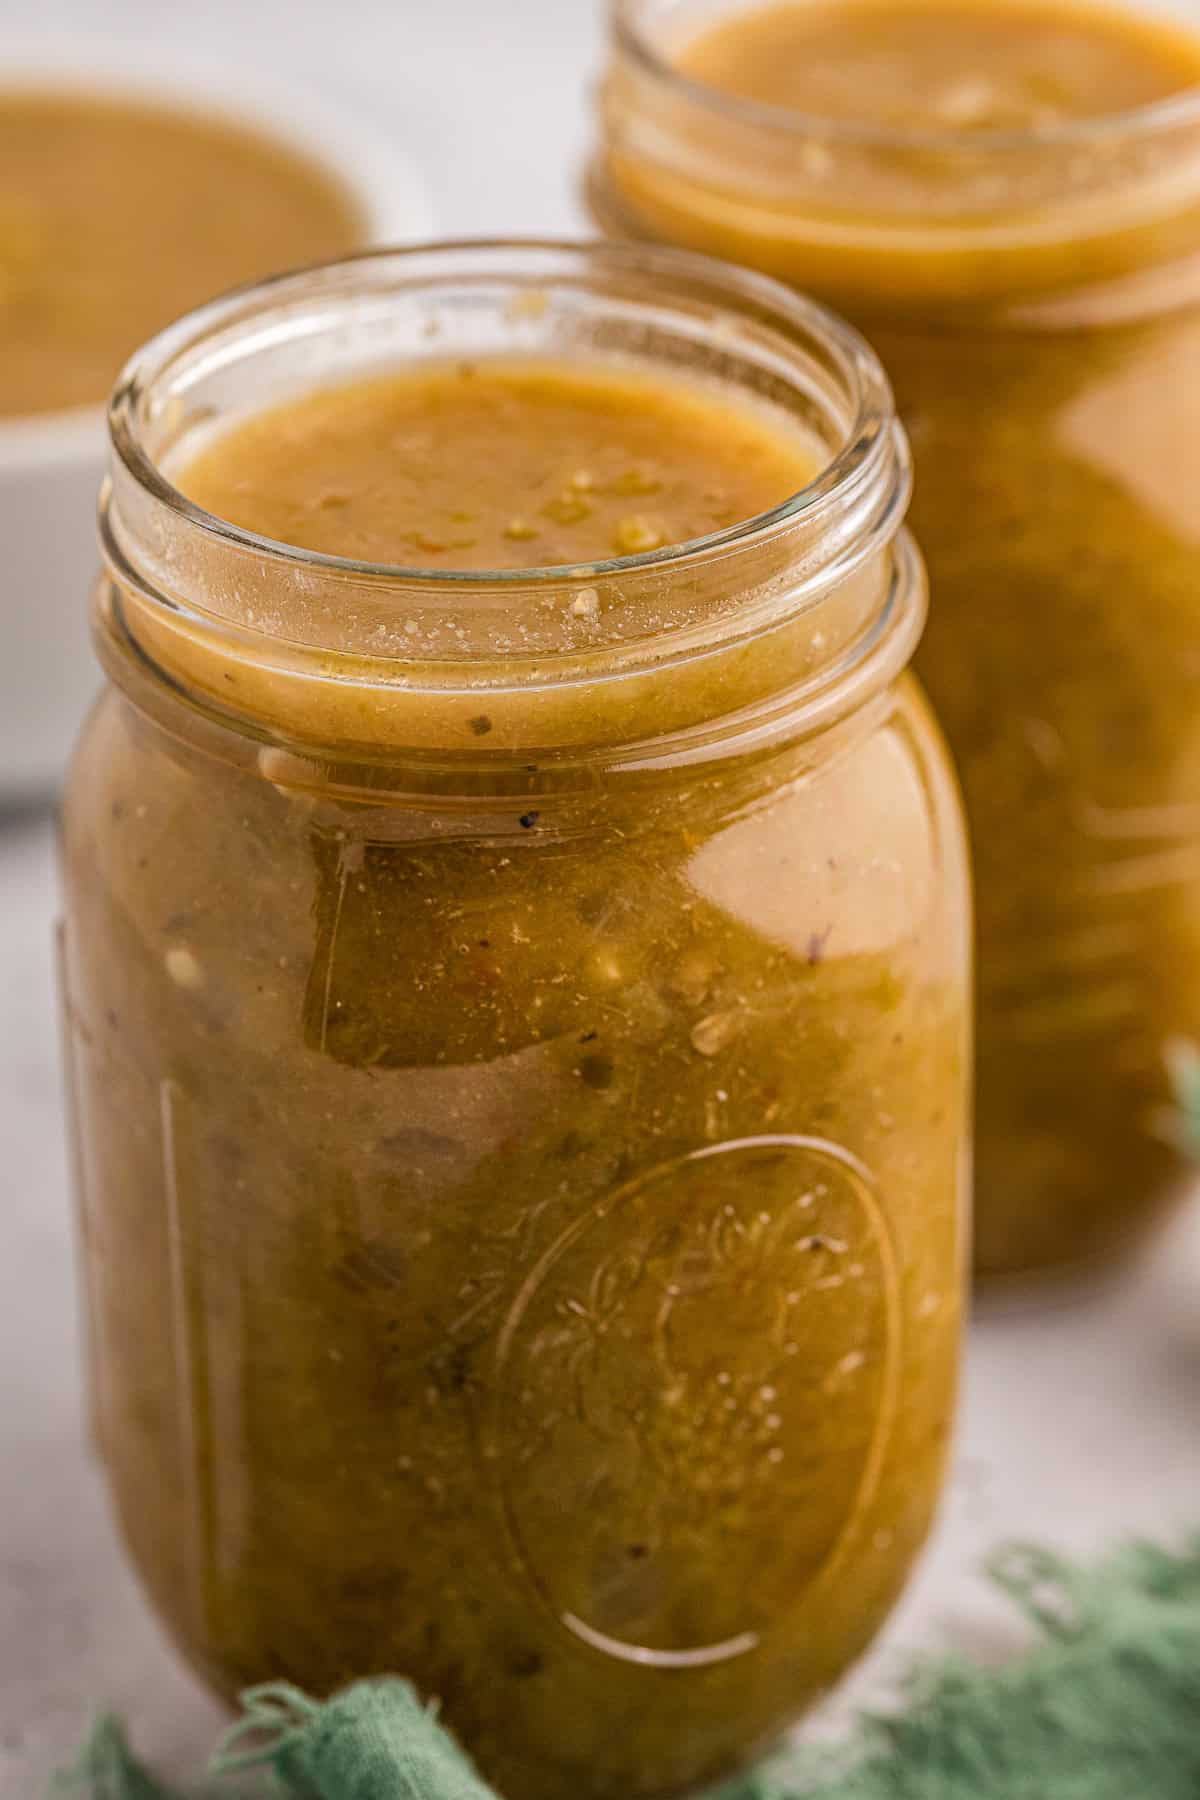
[0,45,432,799]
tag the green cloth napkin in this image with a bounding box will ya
[55,1535,1200,1799]
[58,1681,492,1800]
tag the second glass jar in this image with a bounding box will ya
[592,0,1200,1283]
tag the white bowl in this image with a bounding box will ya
[0,45,433,801]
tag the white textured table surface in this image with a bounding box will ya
[3,1,1200,1791]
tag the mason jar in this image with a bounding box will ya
[60,243,969,1799]
[590,0,1200,1284]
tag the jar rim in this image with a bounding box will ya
[100,237,920,759]
[108,237,894,595]
[612,0,1200,154]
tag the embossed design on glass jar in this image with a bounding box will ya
[486,1134,900,1668]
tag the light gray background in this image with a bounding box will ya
[3,0,1200,1790]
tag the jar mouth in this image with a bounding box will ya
[614,0,1200,154]
[109,238,891,595]
[100,238,918,756]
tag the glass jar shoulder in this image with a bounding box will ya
[62,674,966,1081]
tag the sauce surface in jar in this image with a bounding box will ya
[597,0,1200,1281]
[61,247,969,1799]
[0,91,362,418]
[178,358,822,567]
[678,0,1200,130]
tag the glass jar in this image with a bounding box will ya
[591,0,1200,1285]
[60,243,969,1800]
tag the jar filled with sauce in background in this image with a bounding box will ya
[60,243,969,1798]
[591,0,1200,1283]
